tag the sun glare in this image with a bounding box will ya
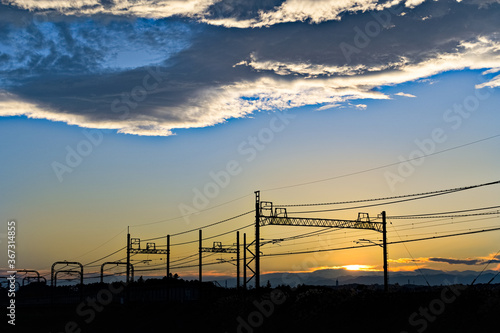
[343,265,375,271]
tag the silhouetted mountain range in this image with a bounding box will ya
[180,268,499,288]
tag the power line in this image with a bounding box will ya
[263,134,500,192]
[393,215,499,231]
[161,222,254,247]
[389,219,431,287]
[387,205,500,219]
[39,179,500,284]
[132,259,226,273]
[267,215,500,252]
[266,220,500,252]
[82,246,126,267]
[262,228,340,244]
[262,227,500,257]
[275,186,498,208]
[470,248,500,285]
[170,253,198,264]
[142,210,253,242]
[488,270,500,284]
[288,191,455,214]
[287,180,500,214]
[73,228,126,260]
[130,194,252,228]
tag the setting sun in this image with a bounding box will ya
[342,265,377,271]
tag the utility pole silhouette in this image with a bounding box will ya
[382,211,388,292]
[126,227,131,284]
[243,233,247,290]
[167,234,170,278]
[199,229,202,283]
[236,231,240,289]
[255,190,261,289]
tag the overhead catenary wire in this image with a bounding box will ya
[130,194,252,228]
[389,218,431,287]
[135,227,500,274]
[275,183,500,208]
[142,210,253,242]
[390,216,500,233]
[73,228,127,260]
[470,248,500,285]
[33,179,500,285]
[262,134,500,192]
[262,227,500,257]
[82,246,127,267]
[387,205,500,219]
[263,216,500,252]
[165,222,254,247]
[55,211,499,279]
[286,181,500,214]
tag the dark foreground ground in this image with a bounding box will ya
[2,281,499,333]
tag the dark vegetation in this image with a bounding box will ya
[1,277,499,333]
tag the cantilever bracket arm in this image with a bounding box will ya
[54,270,83,288]
[100,262,134,283]
[260,216,383,232]
[51,261,83,287]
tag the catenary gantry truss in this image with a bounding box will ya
[245,195,388,292]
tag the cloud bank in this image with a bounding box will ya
[1,0,500,136]
[390,253,500,266]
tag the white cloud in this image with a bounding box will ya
[317,103,341,111]
[3,0,500,137]
[235,53,408,78]
[5,0,415,28]
[475,74,500,88]
[405,0,426,9]
[6,0,218,18]
[354,103,367,109]
[482,67,500,74]
[8,0,100,10]
[3,36,500,136]
[202,0,406,28]
[395,92,416,97]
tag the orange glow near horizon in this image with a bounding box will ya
[342,265,378,271]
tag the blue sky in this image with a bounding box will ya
[1,0,500,280]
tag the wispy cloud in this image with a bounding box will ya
[476,74,500,88]
[390,254,500,266]
[4,0,218,19]
[395,92,416,98]
[5,0,420,27]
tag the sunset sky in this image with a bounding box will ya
[1,0,500,284]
